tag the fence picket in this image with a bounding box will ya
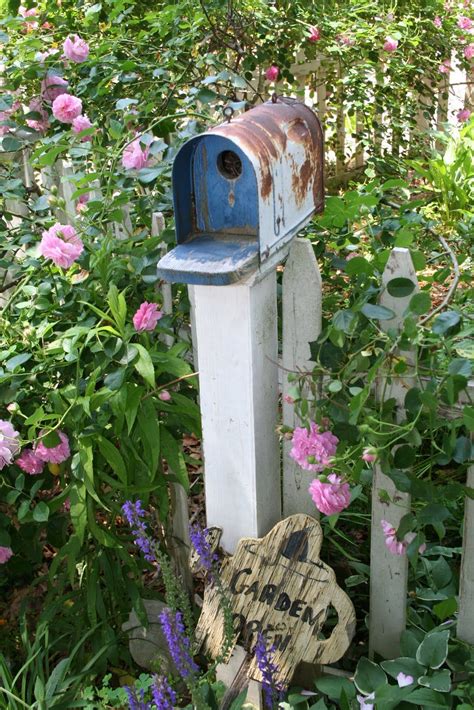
[458,458,474,644]
[152,212,174,348]
[282,238,322,517]
[369,247,419,659]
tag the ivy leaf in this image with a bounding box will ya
[418,669,451,693]
[33,501,49,523]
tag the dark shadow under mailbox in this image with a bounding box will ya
[157,98,324,286]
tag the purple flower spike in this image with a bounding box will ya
[121,500,157,564]
[255,632,284,709]
[159,608,199,679]
[124,685,148,710]
[189,523,218,575]
[152,674,177,710]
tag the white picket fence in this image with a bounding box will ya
[1,59,473,662]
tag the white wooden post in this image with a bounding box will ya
[192,270,280,553]
[152,212,174,349]
[113,203,133,240]
[458,457,474,644]
[55,159,77,224]
[369,248,419,659]
[282,238,322,517]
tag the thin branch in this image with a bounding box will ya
[419,231,460,325]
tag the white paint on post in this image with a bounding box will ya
[369,247,419,659]
[193,270,280,553]
[152,212,174,349]
[187,285,199,371]
[282,238,322,517]
[114,204,133,240]
[458,458,474,644]
[56,159,77,224]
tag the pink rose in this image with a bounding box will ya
[158,390,171,401]
[133,302,163,332]
[308,25,321,42]
[16,448,44,475]
[464,43,474,58]
[19,5,38,30]
[458,15,473,29]
[26,97,50,133]
[122,137,150,170]
[439,59,452,73]
[457,108,472,122]
[40,223,84,269]
[0,546,13,564]
[76,192,90,213]
[289,422,338,472]
[35,430,70,464]
[383,37,398,52]
[63,35,90,63]
[0,420,20,469]
[265,65,279,82]
[41,74,69,103]
[308,474,351,516]
[72,114,93,140]
[381,520,426,555]
[52,93,82,123]
[434,15,442,28]
[338,34,355,46]
[362,447,378,463]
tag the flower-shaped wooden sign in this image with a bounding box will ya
[196,514,356,685]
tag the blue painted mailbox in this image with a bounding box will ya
[157,98,324,285]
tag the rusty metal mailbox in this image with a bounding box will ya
[157,98,324,285]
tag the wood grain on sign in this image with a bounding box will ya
[195,514,356,686]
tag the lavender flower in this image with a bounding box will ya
[255,632,284,709]
[124,685,148,710]
[151,674,177,710]
[122,500,157,563]
[189,523,217,575]
[159,608,199,679]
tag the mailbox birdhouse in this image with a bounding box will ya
[157,98,324,285]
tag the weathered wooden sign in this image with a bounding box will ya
[196,514,356,686]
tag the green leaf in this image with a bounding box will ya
[433,597,457,621]
[314,676,355,701]
[161,427,189,492]
[418,503,450,526]
[400,630,422,657]
[345,256,373,276]
[125,383,144,433]
[409,292,431,315]
[97,437,127,484]
[33,501,49,523]
[228,688,248,710]
[463,406,474,432]
[381,657,424,681]
[354,657,387,694]
[418,669,451,692]
[134,344,155,388]
[2,135,22,152]
[41,430,61,448]
[137,398,160,478]
[454,436,472,463]
[394,445,415,468]
[333,310,357,333]
[107,284,127,333]
[404,687,450,707]
[447,358,471,377]
[361,304,395,320]
[5,353,32,371]
[432,311,460,335]
[416,630,450,669]
[386,277,416,298]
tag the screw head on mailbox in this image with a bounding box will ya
[157,98,324,286]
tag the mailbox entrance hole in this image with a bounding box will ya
[217,150,242,180]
